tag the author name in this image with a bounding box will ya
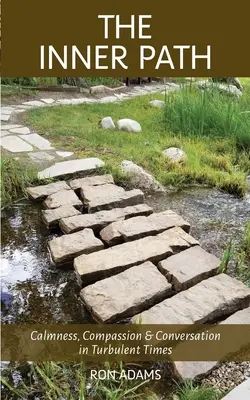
[90,369,162,381]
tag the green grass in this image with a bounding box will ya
[175,380,224,400]
[163,85,250,151]
[0,157,39,208]
[24,85,249,197]
[0,362,156,400]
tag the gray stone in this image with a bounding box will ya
[48,228,104,265]
[149,100,165,108]
[56,151,74,158]
[21,134,54,150]
[222,379,250,399]
[100,117,116,130]
[69,174,114,191]
[173,308,250,380]
[198,81,242,98]
[87,188,144,213]
[1,114,10,121]
[59,204,153,234]
[90,85,112,94]
[42,206,81,227]
[38,158,105,179]
[163,147,186,163]
[1,136,33,153]
[22,100,45,107]
[28,151,55,162]
[44,189,82,209]
[81,262,172,323]
[0,131,11,137]
[1,124,21,130]
[41,98,55,104]
[132,274,250,324]
[99,96,117,103]
[74,227,197,286]
[9,127,30,135]
[27,181,70,200]
[100,210,190,246]
[117,119,142,133]
[158,246,220,291]
[80,184,125,203]
[1,109,13,115]
[121,160,165,192]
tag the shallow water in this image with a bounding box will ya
[1,188,250,324]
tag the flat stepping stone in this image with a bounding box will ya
[38,158,104,179]
[27,181,70,200]
[28,151,55,162]
[44,189,82,209]
[1,124,21,130]
[56,151,74,158]
[158,246,220,291]
[42,206,81,228]
[173,307,250,380]
[100,210,190,246]
[80,184,125,203]
[22,100,45,107]
[48,228,104,265]
[1,114,10,121]
[132,274,250,324]
[1,109,13,115]
[81,261,172,323]
[222,379,250,400]
[87,188,144,213]
[60,204,153,234]
[74,227,197,286]
[1,131,11,137]
[41,98,55,104]
[9,127,30,134]
[1,136,33,153]
[21,134,53,150]
[69,174,114,191]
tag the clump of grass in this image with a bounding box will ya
[1,157,39,208]
[175,380,224,400]
[218,239,234,274]
[1,362,153,400]
[163,87,250,151]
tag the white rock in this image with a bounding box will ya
[40,98,55,104]
[56,151,74,158]
[117,119,142,133]
[1,114,10,121]
[21,134,54,150]
[149,100,165,108]
[1,124,21,130]
[38,157,105,179]
[121,160,165,192]
[163,147,186,163]
[100,117,116,130]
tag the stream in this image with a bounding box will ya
[1,187,249,325]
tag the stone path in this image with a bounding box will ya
[0,82,179,164]
[221,379,250,399]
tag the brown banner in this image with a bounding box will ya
[2,324,250,362]
[1,0,250,76]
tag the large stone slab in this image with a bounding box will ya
[48,228,104,265]
[81,262,172,323]
[59,204,153,234]
[21,134,54,150]
[87,188,144,213]
[42,206,81,228]
[44,190,82,209]
[80,184,125,203]
[1,136,33,152]
[74,227,198,286]
[222,379,250,400]
[132,274,250,324]
[27,181,70,200]
[1,114,10,122]
[158,246,220,291]
[69,174,114,191]
[100,210,190,246]
[9,127,30,134]
[1,124,21,130]
[38,158,105,179]
[173,308,250,380]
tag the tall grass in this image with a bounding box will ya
[164,87,250,151]
[1,158,39,208]
[175,380,224,400]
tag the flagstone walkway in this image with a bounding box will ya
[1,82,179,166]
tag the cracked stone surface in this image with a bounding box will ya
[21,133,54,150]
[28,151,55,162]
